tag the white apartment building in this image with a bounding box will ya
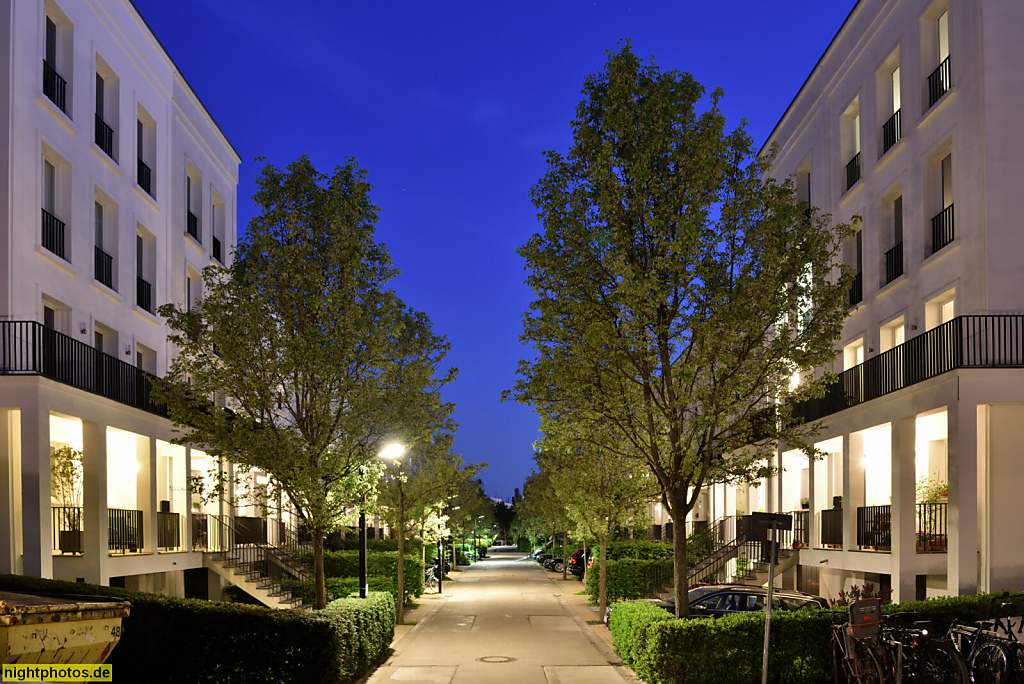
[0,0,256,600]
[694,0,1024,603]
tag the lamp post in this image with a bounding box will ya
[360,443,405,603]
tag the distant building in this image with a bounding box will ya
[690,0,1024,602]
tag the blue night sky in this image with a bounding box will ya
[132,0,857,500]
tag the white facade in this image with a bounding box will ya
[0,0,241,596]
[745,0,1024,602]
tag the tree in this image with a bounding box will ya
[538,420,655,617]
[510,43,853,616]
[157,156,455,609]
[492,499,515,541]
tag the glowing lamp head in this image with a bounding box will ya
[379,442,406,460]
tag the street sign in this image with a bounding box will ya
[750,512,793,531]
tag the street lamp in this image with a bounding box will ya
[360,442,406,599]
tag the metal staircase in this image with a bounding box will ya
[198,515,314,611]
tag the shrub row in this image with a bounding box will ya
[605,540,674,561]
[610,592,1024,684]
[0,573,395,684]
[280,575,408,607]
[296,550,423,603]
[585,558,673,604]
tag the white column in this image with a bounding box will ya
[843,433,858,551]
[0,409,24,575]
[891,415,917,602]
[948,400,978,595]
[20,401,51,578]
[82,420,109,584]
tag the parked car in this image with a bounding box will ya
[534,552,553,565]
[567,549,593,577]
[543,556,565,573]
[655,585,827,617]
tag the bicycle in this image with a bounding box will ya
[424,566,439,592]
[831,607,885,683]
[946,594,1024,684]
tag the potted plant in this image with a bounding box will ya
[800,497,810,510]
[50,445,83,553]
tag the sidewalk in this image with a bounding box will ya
[366,551,635,684]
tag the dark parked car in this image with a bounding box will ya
[543,556,565,573]
[656,585,827,617]
[567,549,593,577]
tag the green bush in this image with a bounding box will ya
[326,537,400,552]
[296,550,423,603]
[322,592,395,679]
[585,558,673,604]
[609,591,1024,684]
[605,540,674,561]
[0,573,381,683]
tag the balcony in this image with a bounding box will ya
[847,270,863,307]
[41,208,66,260]
[791,510,809,548]
[882,109,901,153]
[42,61,67,113]
[928,56,951,108]
[820,508,843,548]
[137,158,152,196]
[187,211,200,243]
[917,503,948,553]
[932,204,954,254]
[52,506,83,554]
[793,315,1024,424]
[845,152,861,192]
[137,276,153,313]
[857,505,891,550]
[95,115,114,159]
[213,236,222,263]
[885,241,904,284]
[0,320,166,417]
[109,508,144,553]
[94,246,113,289]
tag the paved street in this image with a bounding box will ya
[367,551,635,684]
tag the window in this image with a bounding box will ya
[880,317,906,353]
[931,153,954,253]
[844,339,865,371]
[136,227,154,313]
[42,7,72,115]
[186,270,202,312]
[926,289,956,331]
[41,295,70,333]
[211,194,225,263]
[186,167,202,243]
[136,343,156,374]
[92,323,116,357]
[94,56,119,160]
[136,105,155,197]
[41,152,67,259]
[926,6,951,108]
[841,99,861,192]
[881,189,904,285]
[847,230,863,306]
[93,191,117,290]
[879,48,901,154]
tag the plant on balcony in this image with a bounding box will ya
[827,582,892,608]
[916,475,948,504]
[50,445,83,553]
[800,497,809,509]
[509,42,856,618]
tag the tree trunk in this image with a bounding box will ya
[313,530,326,610]
[396,497,405,624]
[561,528,568,580]
[598,534,608,618]
[669,493,689,618]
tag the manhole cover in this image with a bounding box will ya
[476,656,516,663]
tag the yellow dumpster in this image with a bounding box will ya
[0,591,129,665]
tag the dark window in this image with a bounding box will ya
[894,196,903,244]
[95,73,104,119]
[43,305,55,329]
[95,201,103,246]
[45,17,57,65]
[94,330,103,352]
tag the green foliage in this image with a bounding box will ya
[604,541,674,561]
[608,591,1024,684]
[517,538,531,552]
[49,445,83,510]
[327,538,400,552]
[296,550,424,603]
[585,558,673,604]
[0,574,393,684]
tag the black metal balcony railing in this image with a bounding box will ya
[95,115,114,159]
[885,241,904,284]
[820,508,843,548]
[235,516,268,545]
[109,508,144,553]
[42,208,66,260]
[137,158,152,196]
[43,61,67,113]
[52,506,83,554]
[932,204,955,254]
[137,276,153,313]
[882,109,901,153]
[845,152,861,191]
[794,315,1024,424]
[213,236,222,263]
[0,320,166,416]
[848,270,863,307]
[791,510,809,547]
[928,56,951,108]
[187,211,200,242]
[157,511,181,550]
[917,502,948,553]
[857,505,891,550]
[94,246,113,289]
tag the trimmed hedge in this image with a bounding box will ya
[605,540,674,561]
[297,550,424,603]
[280,575,407,607]
[586,558,673,604]
[0,574,395,683]
[610,591,1024,684]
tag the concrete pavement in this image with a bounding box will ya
[366,551,636,684]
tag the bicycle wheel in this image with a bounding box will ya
[853,641,885,684]
[833,640,851,684]
[917,641,970,684]
[971,641,1012,684]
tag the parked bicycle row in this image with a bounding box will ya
[832,593,1024,683]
